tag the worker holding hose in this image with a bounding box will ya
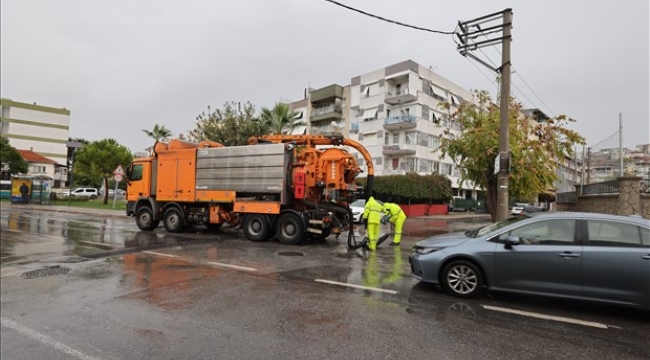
[382,201,406,246]
[362,196,384,251]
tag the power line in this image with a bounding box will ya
[473,28,557,117]
[322,0,456,35]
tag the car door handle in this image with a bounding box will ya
[558,252,580,258]
[643,255,650,260]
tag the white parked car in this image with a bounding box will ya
[61,188,99,199]
[349,199,366,223]
[510,203,529,215]
[348,198,384,223]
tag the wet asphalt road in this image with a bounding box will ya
[1,205,649,360]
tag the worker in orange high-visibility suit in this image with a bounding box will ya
[382,202,407,246]
[362,196,384,250]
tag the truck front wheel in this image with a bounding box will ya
[276,213,305,245]
[136,207,159,231]
[163,207,185,233]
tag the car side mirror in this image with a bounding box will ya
[504,235,521,249]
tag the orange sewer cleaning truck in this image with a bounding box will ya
[125,133,374,245]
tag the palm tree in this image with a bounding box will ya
[260,103,304,135]
[142,124,172,143]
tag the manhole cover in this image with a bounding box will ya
[278,251,304,257]
[22,266,70,279]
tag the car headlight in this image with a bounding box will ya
[412,246,444,255]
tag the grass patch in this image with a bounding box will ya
[49,199,127,211]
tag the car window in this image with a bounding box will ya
[587,220,646,247]
[351,199,365,207]
[498,219,575,245]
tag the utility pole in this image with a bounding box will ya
[497,9,512,221]
[587,147,592,184]
[619,113,624,176]
[457,8,513,220]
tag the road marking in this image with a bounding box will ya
[76,240,113,248]
[143,251,177,258]
[1,318,103,360]
[207,261,257,272]
[481,305,611,329]
[1,228,62,240]
[143,251,257,272]
[315,279,398,294]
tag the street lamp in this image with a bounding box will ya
[66,141,83,207]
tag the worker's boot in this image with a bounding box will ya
[368,239,377,251]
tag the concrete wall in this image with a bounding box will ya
[556,176,649,219]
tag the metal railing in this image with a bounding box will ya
[384,114,417,126]
[581,180,619,195]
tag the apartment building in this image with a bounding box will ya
[344,59,475,197]
[0,98,71,186]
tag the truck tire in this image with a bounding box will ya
[163,207,185,233]
[136,207,159,231]
[242,214,269,241]
[276,213,305,245]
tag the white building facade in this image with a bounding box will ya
[346,60,477,198]
[1,98,70,165]
[1,99,72,187]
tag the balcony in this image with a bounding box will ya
[382,144,416,156]
[310,85,344,103]
[385,88,417,105]
[384,114,417,130]
[310,104,343,123]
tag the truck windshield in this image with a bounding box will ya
[128,164,143,181]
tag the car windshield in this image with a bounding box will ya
[466,216,528,238]
[350,199,365,207]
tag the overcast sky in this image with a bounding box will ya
[2,0,648,153]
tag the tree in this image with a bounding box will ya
[0,137,28,179]
[439,90,585,221]
[188,101,267,146]
[72,139,133,204]
[260,102,303,135]
[142,124,172,143]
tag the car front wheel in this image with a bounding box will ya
[442,260,483,298]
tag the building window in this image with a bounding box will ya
[375,157,383,166]
[433,162,440,174]
[422,105,429,120]
[428,135,439,149]
[385,133,389,145]
[417,131,428,147]
[441,163,453,176]
[31,165,46,173]
[405,131,416,145]
[419,159,431,173]
[393,133,399,144]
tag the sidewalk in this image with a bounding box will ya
[0,202,127,218]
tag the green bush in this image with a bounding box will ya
[356,173,453,204]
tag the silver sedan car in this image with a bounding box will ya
[410,212,650,310]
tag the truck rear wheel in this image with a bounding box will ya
[276,213,305,245]
[136,207,159,231]
[163,207,185,233]
[242,214,269,241]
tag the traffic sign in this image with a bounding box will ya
[114,174,123,182]
[113,164,124,175]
